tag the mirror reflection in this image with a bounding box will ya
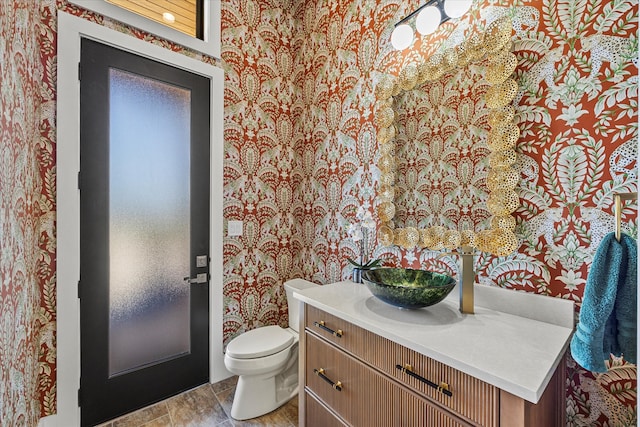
[393,61,491,233]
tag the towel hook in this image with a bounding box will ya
[614,192,637,242]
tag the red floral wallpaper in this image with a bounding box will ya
[221,0,306,339]
[0,0,634,424]
[0,0,55,424]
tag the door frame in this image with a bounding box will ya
[49,12,228,427]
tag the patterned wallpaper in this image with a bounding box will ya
[0,0,56,424]
[0,0,634,424]
[221,0,306,338]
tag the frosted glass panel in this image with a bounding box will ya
[109,68,191,376]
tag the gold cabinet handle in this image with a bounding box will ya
[396,364,452,397]
[314,320,343,338]
[313,368,343,391]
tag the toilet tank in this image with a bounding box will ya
[284,279,318,332]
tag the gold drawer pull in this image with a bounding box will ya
[314,320,343,338]
[396,364,452,397]
[313,368,343,391]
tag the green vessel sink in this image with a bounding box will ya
[361,268,456,309]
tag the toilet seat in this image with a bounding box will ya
[226,325,294,359]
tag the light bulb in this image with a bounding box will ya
[416,5,441,35]
[162,12,176,23]
[444,0,473,18]
[391,24,414,50]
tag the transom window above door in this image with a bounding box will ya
[107,0,202,38]
[68,0,220,57]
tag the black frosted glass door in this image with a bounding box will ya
[79,38,210,426]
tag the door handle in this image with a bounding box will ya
[183,273,208,284]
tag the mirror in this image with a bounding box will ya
[375,17,520,257]
[392,61,490,235]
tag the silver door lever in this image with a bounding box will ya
[183,273,207,284]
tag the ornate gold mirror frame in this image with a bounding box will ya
[375,17,520,257]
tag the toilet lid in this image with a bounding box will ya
[226,325,295,359]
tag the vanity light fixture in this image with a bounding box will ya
[391,0,473,50]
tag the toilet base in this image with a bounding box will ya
[230,369,298,420]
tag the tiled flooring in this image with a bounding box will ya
[96,376,298,427]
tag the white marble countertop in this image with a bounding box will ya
[294,280,575,404]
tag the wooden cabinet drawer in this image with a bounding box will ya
[305,332,471,427]
[305,332,376,425]
[305,391,348,427]
[305,305,498,426]
[382,344,499,427]
[305,305,361,353]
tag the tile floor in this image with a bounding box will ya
[96,376,298,427]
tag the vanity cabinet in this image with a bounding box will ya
[300,304,566,427]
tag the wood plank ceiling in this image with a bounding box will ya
[107,0,197,37]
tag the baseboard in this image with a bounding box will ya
[38,414,55,427]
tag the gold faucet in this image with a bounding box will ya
[458,246,475,314]
[437,246,475,314]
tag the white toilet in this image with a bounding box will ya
[224,278,318,420]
